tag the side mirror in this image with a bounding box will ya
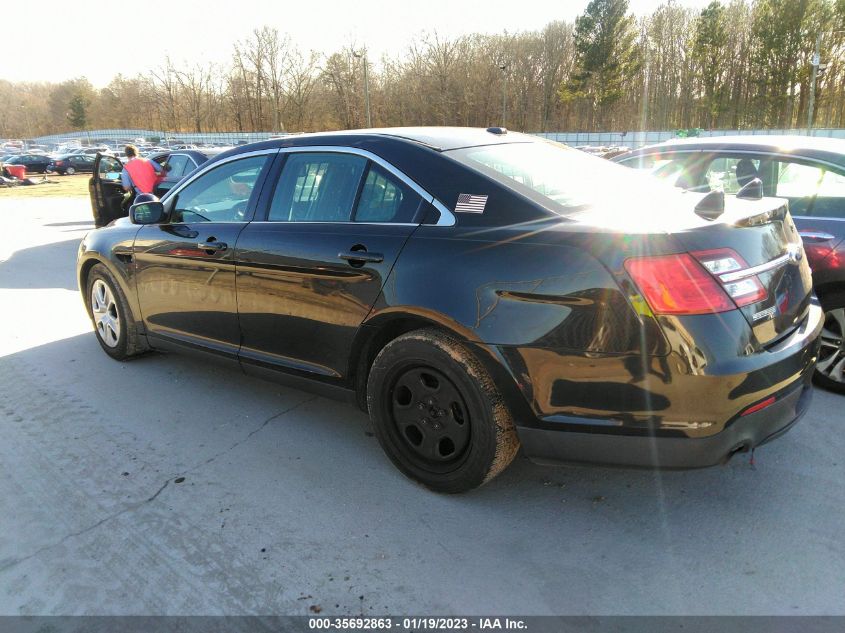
[130,201,165,225]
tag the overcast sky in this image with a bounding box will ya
[7,0,710,86]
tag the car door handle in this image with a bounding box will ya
[197,240,228,251]
[798,231,835,242]
[338,250,384,264]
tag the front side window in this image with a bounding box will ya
[170,155,268,224]
[774,160,845,218]
[269,152,367,222]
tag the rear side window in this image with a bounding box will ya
[704,157,761,194]
[354,164,421,223]
[165,154,191,180]
[269,153,367,222]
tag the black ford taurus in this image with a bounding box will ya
[78,127,823,492]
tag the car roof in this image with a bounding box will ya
[260,127,531,152]
[627,135,845,166]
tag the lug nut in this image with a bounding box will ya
[421,418,430,425]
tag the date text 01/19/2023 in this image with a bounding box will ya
[308,617,528,630]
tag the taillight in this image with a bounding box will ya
[56,160,64,166]
[624,254,735,315]
[691,248,767,307]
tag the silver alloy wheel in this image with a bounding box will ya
[818,307,845,384]
[66,167,75,175]
[90,279,121,348]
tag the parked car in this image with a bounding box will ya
[49,153,97,175]
[88,149,225,226]
[79,127,822,492]
[614,136,845,393]
[4,153,52,173]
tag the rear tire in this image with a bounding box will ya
[367,329,520,493]
[85,263,144,360]
[66,167,76,175]
[814,291,845,394]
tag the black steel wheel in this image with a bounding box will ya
[367,329,519,493]
[815,291,845,394]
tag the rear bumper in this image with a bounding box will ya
[517,379,813,468]
[506,302,824,469]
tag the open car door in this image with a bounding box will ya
[89,153,126,227]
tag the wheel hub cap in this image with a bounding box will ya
[391,367,471,464]
[91,279,121,348]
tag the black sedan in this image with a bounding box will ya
[88,149,223,227]
[49,153,97,175]
[4,153,52,174]
[78,128,823,492]
[614,136,845,393]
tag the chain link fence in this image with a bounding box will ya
[32,127,845,150]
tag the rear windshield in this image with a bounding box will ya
[448,140,681,215]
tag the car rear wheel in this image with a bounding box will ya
[815,291,845,394]
[85,263,144,360]
[367,329,520,493]
[66,166,76,175]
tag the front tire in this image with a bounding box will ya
[367,329,520,493]
[815,291,845,394]
[85,263,144,360]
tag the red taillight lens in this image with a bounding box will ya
[691,248,767,307]
[625,254,735,315]
[56,160,64,166]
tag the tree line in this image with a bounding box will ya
[2,0,845,139]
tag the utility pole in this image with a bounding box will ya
[353,49,372,128]
[20,105,32,149]
[808,30,844,133]
[807,33,822,133]
[499,63,508,126]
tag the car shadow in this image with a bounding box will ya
[0,237,81,291]
[2,330,842,614]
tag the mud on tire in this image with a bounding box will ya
[366,328,520,493]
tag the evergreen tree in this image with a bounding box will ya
[563,0,640,129]
[67,94,88,129]
[692,1,728,127]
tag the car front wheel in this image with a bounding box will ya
[85,263,144,360]
[815,291,845,394]
[367,329,520,493]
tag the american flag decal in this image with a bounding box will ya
[454,193,488,213]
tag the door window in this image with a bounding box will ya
[169,155,268,224]
[704,157,761,194]
[164,154,191,180]
[774,160,845,218]
[98,155,123,181]
[354,163,422,223]
[269,152,367,222]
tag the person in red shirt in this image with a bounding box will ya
[120,145,163,203]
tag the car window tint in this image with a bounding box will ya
[165,154,191,180]
[269,152,367,222]
[354,164,421,223]
[170,155,268,224]
[704,157,761,194]
[98,155,123,179]
[774,160,845,218]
